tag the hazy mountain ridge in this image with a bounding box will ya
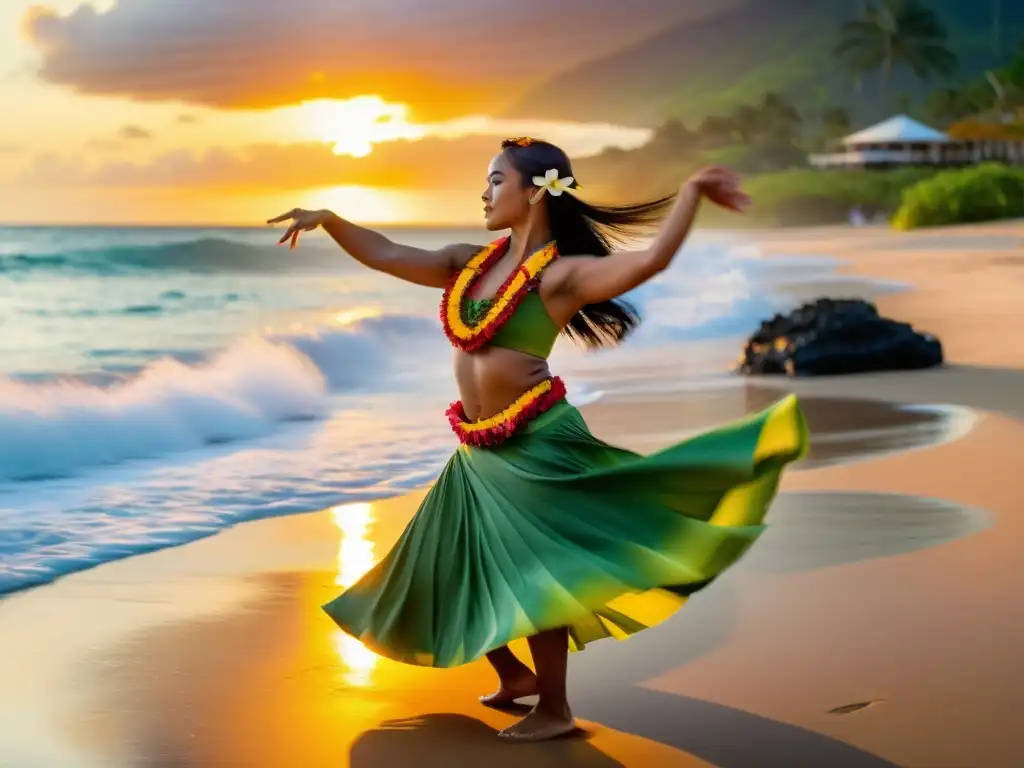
[507,0,1024,128]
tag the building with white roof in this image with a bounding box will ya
[810,114,1024,169]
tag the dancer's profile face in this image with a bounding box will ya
[481,152,532,231]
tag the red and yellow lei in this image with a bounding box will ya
[440,237,559,353]
[446,376,567,447]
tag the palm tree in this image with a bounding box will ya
[834,0,958,112]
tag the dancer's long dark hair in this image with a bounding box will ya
[501,138,675,349]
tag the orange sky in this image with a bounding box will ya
[0,0,685,224]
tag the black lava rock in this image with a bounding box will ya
[737,298,943,377]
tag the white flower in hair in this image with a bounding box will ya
[530,168,577,205]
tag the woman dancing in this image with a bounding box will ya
[268,138,808,743]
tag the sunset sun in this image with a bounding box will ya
[297,96,425,157]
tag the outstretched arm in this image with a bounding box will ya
[554,167,749,307]
[268,209,477,289]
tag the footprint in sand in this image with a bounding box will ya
[828,699,887,716]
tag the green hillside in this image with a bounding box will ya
[507,0,1024,128]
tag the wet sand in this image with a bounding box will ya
[1,390,980,768]
[577,411,1022,768]
[2,222,1024,767]
[584,388,976,469]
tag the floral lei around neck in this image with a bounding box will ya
[440,237,559,353]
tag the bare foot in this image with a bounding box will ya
[479,669,538,709]
[497,705,576,743]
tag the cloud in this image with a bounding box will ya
[0,144,21,156]
[82,125,152,150]
[119,124,152,139]
[21,135,507,191]
[24,0,700,119]
[176,114,200,125]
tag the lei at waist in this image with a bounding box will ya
[446,376,567,447]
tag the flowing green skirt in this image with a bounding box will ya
[323,394,808,668]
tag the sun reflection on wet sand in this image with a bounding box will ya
[331,502,379,687]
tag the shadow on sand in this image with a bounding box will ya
[577,688,900,768]
[562,490,991,768]
[350,713,627,768]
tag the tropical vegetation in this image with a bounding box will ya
[571,0,1024,228]
[892,164,1024,229]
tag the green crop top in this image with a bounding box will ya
[463,292,560,359]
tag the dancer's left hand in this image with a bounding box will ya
[688,166,750,213]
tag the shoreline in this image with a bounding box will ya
[2,221,1024,766]
[0,229,903,599]
[4,390,1018,766]
[4,386,988,768]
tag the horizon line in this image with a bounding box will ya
[0,220,489,229]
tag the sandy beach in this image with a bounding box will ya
[2,221,1023,768]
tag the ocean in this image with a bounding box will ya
[0,225,848,594]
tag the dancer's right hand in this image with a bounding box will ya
[267,208,332,249]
